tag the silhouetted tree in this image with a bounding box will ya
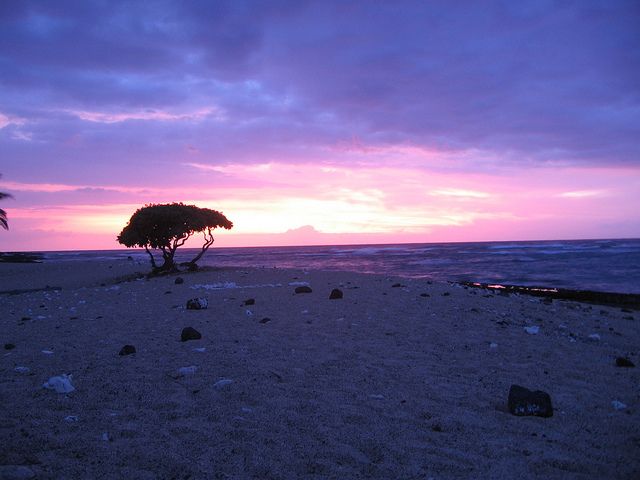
[117,203,233,273]
[0,174,12,230]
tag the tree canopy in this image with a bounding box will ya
[117,203,233,272]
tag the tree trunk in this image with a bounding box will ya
[188,228,215,266]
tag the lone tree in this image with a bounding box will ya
[0,174,11,230]
[117,203,233,273]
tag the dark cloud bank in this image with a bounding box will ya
[1,0,639,182]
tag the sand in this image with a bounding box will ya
[1,258,639,479]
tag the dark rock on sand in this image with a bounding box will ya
[186,298,208,310]
[119,345,136,356]
[260,317,271,324]
[174,277,184,285]
[391,283,403,288]
[329,289,343,300]
[295,286,313,294]
[508,384,553,417]
[244,298,255,305]
[616,357,635,367]
[4,343,15,350]
[181,327,202,342]
[420,293,430,297]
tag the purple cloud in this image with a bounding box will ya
[1,0,639,190]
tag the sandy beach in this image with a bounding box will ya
[1,259,638,479]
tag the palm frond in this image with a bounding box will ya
[0,208,8,230]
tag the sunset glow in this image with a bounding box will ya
[1,1,639,251]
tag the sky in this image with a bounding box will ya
[1,0,639,251]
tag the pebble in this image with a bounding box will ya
[588,333,601,341]
[508,384,553,417]
[294,286,313,294]
[181,327,202,342]
[41,350,54,355]
[259,317,271,324]
[244,298,255,305]
[193,347,206,352]
[186,298,208,310]
[329,288,343,299]
[64,415,79,422]
[524,326,539,335]
[174,277,184,284]
[612,400,627,410]
[0,465,36,479]
[245,309,253,316]
[4,343,15,350]
[118,345,136,356]
[43,374,75,394]
[489,342,498,348]
[213,378,233,389]
[14,366,30,374]
[615,357,635,367]
[177,365,198,376]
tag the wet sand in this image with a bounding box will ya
[1,259,639,479]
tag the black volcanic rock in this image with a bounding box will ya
[329,289,343,300]
[259,317,271,324]
[508,384,553,417]
[4,343,15,350]
[119,345,136,356]
[186,298,208,310]
[174,277,184,285]
[181,327,202,342]
[244,298,255,305]
[391,283,403,288]
[420,293,430,297]
[616,357,635,367]
[294,286,312,294]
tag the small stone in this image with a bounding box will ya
[177,365,198,376]
[259,317,271,324]
[244,298,255,305]
[174,277,184,284]
[186,297,208,310]
[508,384,553,418]
[295,286,312,294]
[0,465,36,479]
[489,342,498,349]
[442,292,450,296]
[43,374,75,394]
[616,357,635,367]
[181,327,202,342]
[391,283,403,288]
[213,378,233,389]
[14,366,30,374]
[329,289,343,300]
[588,333,601,341]
[118,345,136,356]
[420,293,430,297]
[612,400,627,410]
[64,415,79,422]
[4,343,15,350]
[524,326,539,335]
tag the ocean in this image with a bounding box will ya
[40,238,640,295]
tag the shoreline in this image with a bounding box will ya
[2,257,639,309]
[1,260,638,478]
